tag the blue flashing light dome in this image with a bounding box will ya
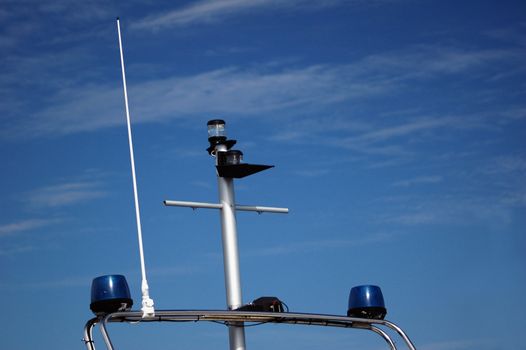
[90,275,133,316]
[347,285,387,319]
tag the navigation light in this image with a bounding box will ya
[207,119,226,139]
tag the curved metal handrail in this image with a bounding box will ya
[83,317,98,350]
[83,310,416,350]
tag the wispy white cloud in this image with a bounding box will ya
[245,232,394,257]
[191,180,214,189]
[1,44,522,140]
[0,1,116,51]
[484,26,526,47]
[354,118,454,143]
[393,176,443,187]
[3,64,387,138]
[0,244,37,256]
[0,275,91,291]
[390,212,437,225]
[498,107,526,121]
[294,169,331,178]
[360,45,521,78]
[270,116,371,142]
[148,264,204,277]
[481,155,526,175]
[0,219,58,237]
[27,181,106,208]
[292,115,466,158]
[329,117,457,155]
[500,191,526,206]
[0,263,202,291]
[132,0,345,30]
[37,0,115,22]
[381,187,525,228]
[366,157,413,169]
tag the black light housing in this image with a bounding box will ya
[217,150,243,166]
[90,275,133,316]
[236,296,285,312]
[347,285,387,319]
[207,119,273,177]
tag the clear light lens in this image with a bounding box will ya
[225,150,243,165]
[207,119,226,138]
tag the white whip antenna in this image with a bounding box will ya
[116,17,155,318]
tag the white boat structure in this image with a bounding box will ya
[82,19,417,350]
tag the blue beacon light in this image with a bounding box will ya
[347,285,387,320]
[90,275,133,316]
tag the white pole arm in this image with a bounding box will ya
[163,200,223,210]
[164,200,289,214]
[236,205,289,214]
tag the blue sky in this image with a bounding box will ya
[1,0,525,349]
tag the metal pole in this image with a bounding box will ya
[215,144,247,350]
[218,176,243,309]
[83,318,98,350]
[369,326,397,350]
[380,319,417,350]
[100,315,116,350]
